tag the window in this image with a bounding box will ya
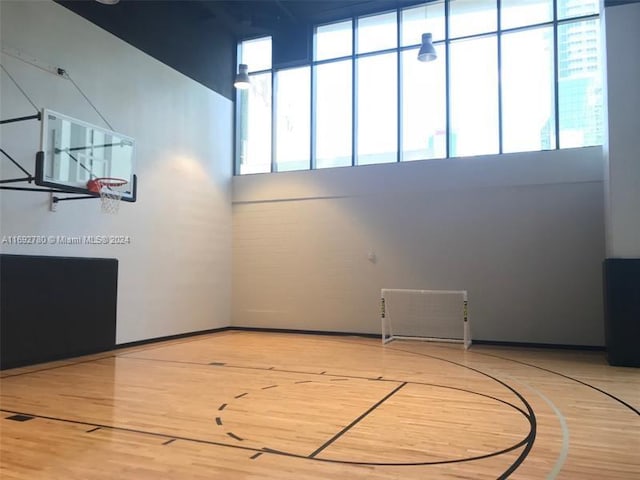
[275,67,311,172]
[449,36,499,157]
[448,0,496,38]
[501,27,555,153]
[501,0,553,30]
[356,53,397,165]
[315,20,352,60]
[315,61,352,169]
[235,1,602,174]
[357,11,397,54]
[401,2,445,45]
[558,19,602,148]
[401,44,446,161]
[236,38,272,175]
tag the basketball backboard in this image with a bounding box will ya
[35,109,136,201]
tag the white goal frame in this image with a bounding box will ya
[381,289,471,349]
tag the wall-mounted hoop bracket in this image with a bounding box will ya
[1,54,137,212]
[0,151,138,207]
[0,112,41,126]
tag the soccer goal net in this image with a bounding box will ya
[381,289,471,349]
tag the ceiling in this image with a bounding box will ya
[55,1,427,99]
[55,0,639,99]
[61,1,428,42]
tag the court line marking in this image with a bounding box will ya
[471,351,640,416]
[2,403,528,466]
[334,335,639,416]
[0,374,532,468]
[215,370,533,466]
[13,332,631,474]
[309,382,407,458]
[1,335,541,470]
[114,355,529,416]
[0,332,238,379]
[227,432,244,441]
[377,345,537,479]
[503,374,570,480]
[1,355,117,379]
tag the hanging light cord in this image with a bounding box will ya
[1,63,39,113]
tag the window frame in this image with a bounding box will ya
[235,1,602,175]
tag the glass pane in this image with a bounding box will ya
[315,60,352,169]
[449,0,497,38]
[558,0,599,20]
[449,36,499,157]
[275,67,311,172]
[401,1,445,45]
[357,11,397,53]
[357,53,397,165]
[502,27,555,153]
[315,20,352,61]
[401,45,446,161]
[236,73,271,174]
[501,0,553,29]
[240,37,272,72]
[558,19,603,148]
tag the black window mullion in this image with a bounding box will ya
[553,0,560,150]
[497,0,503,154]
[396,7,402,163]
[271,71,276,172]
[445,0,451,159]
[310,64,316,170]
[352,17,357,167]
[233,43,241,176]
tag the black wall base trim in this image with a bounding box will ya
[603,258,640,367]
[117,327,605,353]
[227,326,379,339]
[472,340,605,351]
[116,327,231,350]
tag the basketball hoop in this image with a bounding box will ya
[87,177,128,214]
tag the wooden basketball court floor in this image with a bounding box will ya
[1,330,638,479]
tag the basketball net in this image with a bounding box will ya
[87,178,128,214]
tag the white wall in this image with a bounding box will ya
[602,2,640,258]
[233,148,606,345]
[0,1,233,343]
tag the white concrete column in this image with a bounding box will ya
[602,2,640,258]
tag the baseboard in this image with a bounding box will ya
[118,328,606,354]
[227,326,379,339]
[116,326,232,350]
[472,340,605,351]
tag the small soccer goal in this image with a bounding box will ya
[381,289,471,349]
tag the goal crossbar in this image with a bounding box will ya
[381,288,471,349]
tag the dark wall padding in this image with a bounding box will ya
[0,254,118,370]
[603,258,640,367]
